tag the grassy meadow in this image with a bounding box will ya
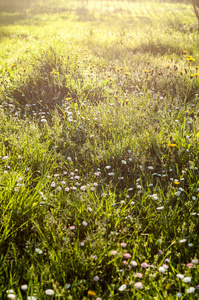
[0,0,199,298]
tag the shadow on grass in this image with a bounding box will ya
[132,41,183,56]
[0,13,29,26]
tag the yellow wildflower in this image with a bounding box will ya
[174,180,180,185]
[168,143,177,148]
[183,50,188,54]
[88,290,96,297]
[187,58,195,62]
[65,97,72,101]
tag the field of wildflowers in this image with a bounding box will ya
[0,0,199,299]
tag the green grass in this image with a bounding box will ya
[0,0,199,299]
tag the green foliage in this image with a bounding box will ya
[0,1,199,299]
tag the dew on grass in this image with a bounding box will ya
[45,289,55,296]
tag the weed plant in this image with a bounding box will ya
[0,0,199,299]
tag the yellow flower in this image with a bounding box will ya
[179,71,183,75]
[187,58,195,62]
[125,99,129,103]
[88,290,96,297]
[195,66,199,70]
[174,180,180,185]
[168,143,177,148]
[147,61,151,65]
[125,72,130,76]
[65,97,72,101]
[11,64,16,69]
[183,50,188,54]
[165,65,170,69]
[143,70,149,73]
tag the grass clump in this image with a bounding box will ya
[0,0,199,299]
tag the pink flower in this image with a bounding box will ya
[134,273,143,278]
[141,262,149,268]
[123,253,131,259]
[69,226,75,230]
[192,259,198,265]
[121,243,127,248]
[110,250,118,256]
[187,263,194,268]
[130,260,138,267]
[134,282,143,290]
